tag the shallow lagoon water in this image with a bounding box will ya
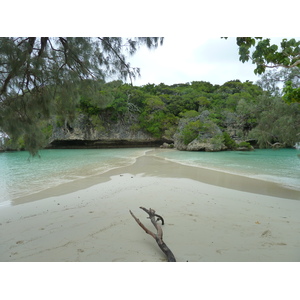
[154,148,300,191]
[0,148,149,206]
[0,147,299,207]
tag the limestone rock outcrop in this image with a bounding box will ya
[173,110,226,152]
[48,114,172,148]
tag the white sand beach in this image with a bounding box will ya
[0,151,300,262]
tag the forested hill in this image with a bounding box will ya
[3,79,300,151]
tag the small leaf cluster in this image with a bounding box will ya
[282,81,300,104]
[234,37,300,77]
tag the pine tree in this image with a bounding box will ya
[0,37,163,155]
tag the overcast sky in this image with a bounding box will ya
[126,37,281,87]
[1,2,297,89]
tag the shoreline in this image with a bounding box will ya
[155,149,300,192]
[10,148,300,206]
[0,149,300,261]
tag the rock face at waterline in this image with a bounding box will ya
[184,138,226,152]
[48,111,251,151]
[48,114,172,148]
[173,111,227,152]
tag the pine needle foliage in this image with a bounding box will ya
[0,37,163,155]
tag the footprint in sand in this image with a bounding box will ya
[216,249,228,254]
[261,230,272,237]
[16,240,24,244]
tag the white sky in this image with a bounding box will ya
[126,37,260,86]
[3,2,298,89]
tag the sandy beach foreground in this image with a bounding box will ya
[1,150,299,262]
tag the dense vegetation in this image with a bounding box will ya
[1,37,300,153]
[0,37,163,155]
[4,76,298,151]
[233,37,300,104]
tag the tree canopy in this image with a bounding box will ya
[0,37,163,154]
[230,37,300,103]
[69,79,300,149]
[234,37,300,74]
[1,37,299,154]
[2,77,299,151]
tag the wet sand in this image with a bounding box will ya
[0,150,299,261]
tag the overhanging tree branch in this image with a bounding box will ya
[0,37,164,155]
[261,60,300,69]
[1,37,36,95]
[98,37,135,85]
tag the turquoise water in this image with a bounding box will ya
[154,148,300,191]
[1,148,299,207]
[0,148,150,206]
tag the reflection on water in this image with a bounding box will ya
[0,148,150,205]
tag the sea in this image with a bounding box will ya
[0,148,299,207]
[154,148,300,191]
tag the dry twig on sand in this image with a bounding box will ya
[129,207,176,262]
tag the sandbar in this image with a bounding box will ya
[0,149,299,262]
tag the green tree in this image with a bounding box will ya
[138,95,178,138]
[0,37,163,154]
[181,120,203,145]
[248,95,300,147]
[228,37,300,103]
[257,66,300,98]
[191,81,215,93]
[282,81,300,104]
[234,38,300,74]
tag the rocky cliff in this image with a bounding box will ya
[48,114,172,149]
[173,111,227,152]
[47,111,253,151]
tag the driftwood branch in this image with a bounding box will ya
[129,207,176,262]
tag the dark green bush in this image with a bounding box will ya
[238,141,252,149]
[223,132,238,149]
[181,120,202,145]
